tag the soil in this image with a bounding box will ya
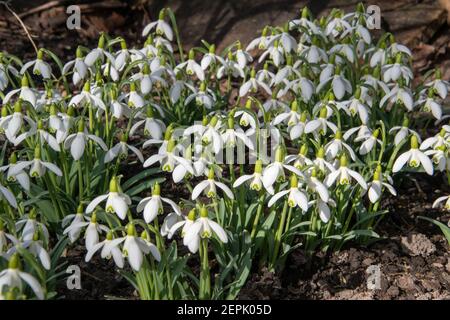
[1,0,449,300]
[239,174,450,300]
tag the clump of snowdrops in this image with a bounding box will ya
[0,4,449,300]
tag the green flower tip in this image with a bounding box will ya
[21,75,29,87]
[207,167,215,180]
[200,206,208,218]
[254,159,263,174]
[126,223,136,236]
[152,182,161,196]
[290,174,298,188]
[188,208,196,221]
[34,147,41,159]
[8,253,20,269]
[410,135,419,149]
[188,49,195,61]
[109,176,119,193]
[340,154,348,167]
[275,145,285,162]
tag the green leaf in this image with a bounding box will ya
[419,216,450,245]
[122,167,162,190]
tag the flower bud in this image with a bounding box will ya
[188,208,196,221]
[410,135,419,149]
[254,159,263,174]
[200,206,208,218]
[152,182,161,196]
[109,176,119,193]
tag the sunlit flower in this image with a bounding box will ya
[86,177,131,220]
[393,136,433,175]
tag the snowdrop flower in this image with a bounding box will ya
[268,175,309,212]
[14,119,59,151]
[144,138,194,175]
[0,101,36,145]
[0,152,30,191]
[137,183,181,223]
[258,40,285,66]
[183,207,228,254]
[393,135,433,175]
[235,41,253,69]
[354,128,382,155]
[0,220,14,254]
[84,34,114,67]
[417,92,442,120]
[304,169,329,202]
[167,209,195,241]
[424,69,449,99]
[289,8,319,34]
[217,52,245,79]
[325,154,367,189]
[106,88,131,119]
[20,49,51,79]
[64,118,107,161]
[343,123,371,141]
[55,107,75,144]
[192,168,234,200]
[62,47,89,85]
[239,68,272,97]
[0,54,19,91]
[425,146,447,172]
[234,103,257,129]
[326,15,352,39]
[262,146,304,189]
[380,84,413,111]
[299,41,328,64]
[432,194,450,210]
[7,232,51,270]
[85,231,124,269]
[142,9,173,41]
[221,116,254,150]
[175,49,204,81]
[317,67,352,100]
[270,26,297,53]
[185,82,216,109]
[233,160,274,194]
[420,128,448,150]
[121,82,145,109]
[389,117,420,146]
[86,176,131,220]
[115,224,160,271]
[382,55,413,83]
[256,63,276,85]
[324,130,356,160]
[130,64,166,95]
[69,81,106,110]
[313,147,336,174]
[62,204,89,243]
[15,209,49,242]
[10,147,62,178]
[286,144,313,169]
[63,212,108,250]
[3,76,37,108]
[0,254,44,300]
[246,26,273,51]
[305,107,338,136]
[161,212,183,237]
[201,44,225,71]
[0,180,17,208]
[344,89,370,124]
[130,107,166,140]
[104,135,144,163]
[367,166,397,203]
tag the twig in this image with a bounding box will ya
[18,0,66,19]
[0,1,38,53]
